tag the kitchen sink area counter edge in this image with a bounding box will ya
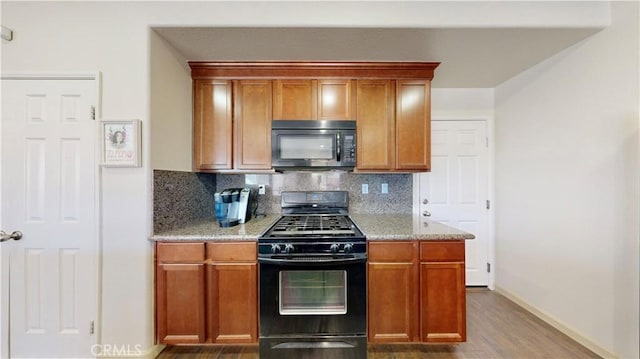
[350,214,475,241]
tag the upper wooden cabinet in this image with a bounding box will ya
[396,80,431,171]
[273,80,316,120]
[273,79,355,121]
[189,62,439,173]
[193,80,232,170]
[233,80,272,170]
[356,79,432,172]
[193,79,272,172]
[355,80,396,170]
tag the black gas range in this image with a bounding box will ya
[258,191,366,257]
[258,191,367,359]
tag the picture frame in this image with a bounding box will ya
[101,119,141,167]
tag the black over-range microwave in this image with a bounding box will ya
[271,120,356,171]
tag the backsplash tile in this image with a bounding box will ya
[153,170,217,232]
[216,172,412,215]
[153,170,413,232]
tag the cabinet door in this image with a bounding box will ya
[207,262,258,343]
[206,242,257,343]
[156,263,206,344]
[420,241,466,342]
[273,79,317,120]
[367,241,419,343]
[395,80,431,171]
[420,261,466,342]
[317,79,355,120]
[193,80,233,170]
[356,80,395,170]
[234,80,272,170]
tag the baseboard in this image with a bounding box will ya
[147,344,165,359]
[494,285,616,359]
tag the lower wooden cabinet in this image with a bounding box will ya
[420,241,466,342]
[368,240,466,344]
[206,242,258,343]
[367,241,419,342]
[156,242,207,344]
[155,242,257,344]
[156,240,465,346]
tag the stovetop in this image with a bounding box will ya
[261,214,363,239]
[258,191,366,256]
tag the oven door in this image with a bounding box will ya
[258,255,366,337]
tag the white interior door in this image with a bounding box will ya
[418,120,490,286]
[1,76,99,357]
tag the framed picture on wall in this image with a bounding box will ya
[101,119,141,167]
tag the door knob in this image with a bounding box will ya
[422,210,431,217]
[0,230,23,242]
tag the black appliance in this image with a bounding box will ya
[217,187,256,227]
[258,191,367,359]
[271,120,356,171]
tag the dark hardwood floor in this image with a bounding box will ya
[156,288,600,358]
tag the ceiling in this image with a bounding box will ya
[154,27,602,88]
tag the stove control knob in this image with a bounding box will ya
[284,244,295,254]
[343,243,354,253]
[330,243,340,254]
[270,244,282,254]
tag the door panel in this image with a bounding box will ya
[418,120,489,286]
[1,77,98,357]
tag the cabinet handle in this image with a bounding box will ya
[336,132,341,162]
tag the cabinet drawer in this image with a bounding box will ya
[207,242,257,262]
[368,241,417,262]
[420,241,464,262]
[157,242,205,262]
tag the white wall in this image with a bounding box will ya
[150,31,192,172]
[432,88,494,119]
[1,2,155,356]
[494,2,639,358]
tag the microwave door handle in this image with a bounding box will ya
[336,132,341,162]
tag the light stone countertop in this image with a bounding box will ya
[150,214,280,241]
[151,213,474,241]
[350,214,475,240]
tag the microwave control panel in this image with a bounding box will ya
[343,135,356,163]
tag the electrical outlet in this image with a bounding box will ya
[381,183,388,194]
[361,184,368,194]
[258,184,266,195]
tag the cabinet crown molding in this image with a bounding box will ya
[189,61,440,80]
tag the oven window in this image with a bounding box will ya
[279,135,334,160]
[279,270,347,315]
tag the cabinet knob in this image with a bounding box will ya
[422,198,429,205]
[423,210,431,217]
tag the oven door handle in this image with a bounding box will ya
[258,256,366,266]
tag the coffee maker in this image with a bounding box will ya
[216,187,254,227]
